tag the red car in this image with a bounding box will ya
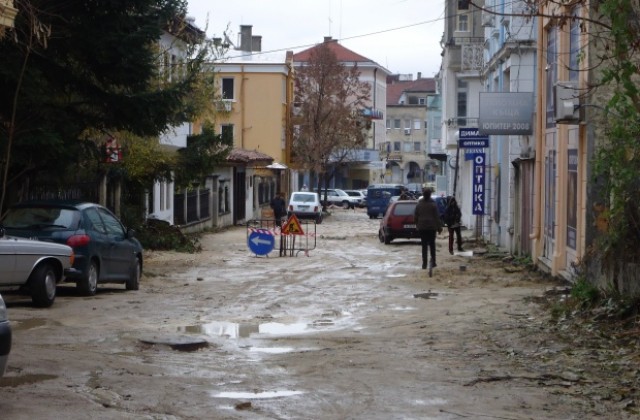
[378,200,420,244]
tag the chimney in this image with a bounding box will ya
[417,72,422,80]
[239,25,253,52]
[251,35,262,52]
[324,36,333,43]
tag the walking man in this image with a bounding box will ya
[270,191,287,227]
[443,196,464,255]
[414,187,443,269]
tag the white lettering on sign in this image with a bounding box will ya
[472,153,485,215]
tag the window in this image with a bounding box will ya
[393,141,401,151]
[99,209,126,238]
[393,119,401,129]
[457,14,469,32]
[221,124,234,142]
[419,98,426,105]
[159,181,165,211]
[404,119,411,129]
[222,78,234,100]
[403,142,412,152]
[458,0,469,10]
[413,119,421,130]
[386,119,391,129]
[457,79,468,119]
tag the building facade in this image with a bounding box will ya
[439,0,485,228]
[210,25,294,225]
[383,74,440,188]
[292,37,390,190]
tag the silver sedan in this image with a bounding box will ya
[0,226,75,307]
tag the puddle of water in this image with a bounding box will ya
[0,374,57,387]
[10,318,54,331]
[414,397,448,405]
[213,390,304,399]
[249,347,295,354]
[179,321,320,339]
[385,273,407,278]
[259,322,309,335]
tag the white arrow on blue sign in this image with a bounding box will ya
[248,230,275,255]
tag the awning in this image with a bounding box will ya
[428,153,448,162]
[266,162,288,170]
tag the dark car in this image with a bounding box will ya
[2,201,143,296]
[367,184,404,219]
[378,200,420,244]
[0,294,10,377]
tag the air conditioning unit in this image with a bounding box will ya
[404,128,411,135]
[554,81,580,123]
[481,11,495,27]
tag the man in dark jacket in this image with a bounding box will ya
[270,192,287,227]
[414,187,443,269]
[443,196,464,254]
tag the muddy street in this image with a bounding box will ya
[0,209,635,419]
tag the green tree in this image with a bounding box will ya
[0,0,210,211]
[292,41,371,203]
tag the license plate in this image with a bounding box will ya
[299,205,309,209]
[404,224,416,229]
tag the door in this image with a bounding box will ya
[98,207,133,280]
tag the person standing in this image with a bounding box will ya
[443,196,464,254]
[414,187,443,269]
[270,192,287,227]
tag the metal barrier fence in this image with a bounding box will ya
[247,218,317,257]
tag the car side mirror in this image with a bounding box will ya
[127,228,136,239]
[0,225,4,238]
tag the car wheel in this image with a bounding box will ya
[126,257,141,291]
[341,200,350,209]
[316,214,323,224]
[378,229,385,243]
[78,260,98,296]
[384,234,392,244]
[29,262,57,308]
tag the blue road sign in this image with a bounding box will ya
[248,230,275,255]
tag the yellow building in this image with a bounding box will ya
[208,25,295,224]
[533,3,587,279]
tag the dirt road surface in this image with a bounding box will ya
[0,209,637,419]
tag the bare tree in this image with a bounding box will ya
[292,41,371,204]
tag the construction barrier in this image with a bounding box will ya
[246,216,317,257]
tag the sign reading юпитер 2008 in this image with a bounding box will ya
[478,92,534,135]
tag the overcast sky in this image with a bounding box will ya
[186,0,446,78]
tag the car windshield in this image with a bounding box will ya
[292,193,316,203]
[393,203,417,216]
[2,207,77,229]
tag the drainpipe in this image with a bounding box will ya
[240,65,246,149]
[529,16,543,250]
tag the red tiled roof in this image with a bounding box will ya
[293,38,376,64]
[387,78,436,105]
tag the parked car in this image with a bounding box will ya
[0,294,11,377]
[366,184,404,219]
[1,201,143,296]
[0,225,75,307]
[378,200,420,244]
[288,192,323,224]
[343,190,366,207]
[322,189,359,209]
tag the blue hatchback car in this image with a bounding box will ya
[1,201,143,296]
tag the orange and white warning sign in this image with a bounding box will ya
[281,214,305,235]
